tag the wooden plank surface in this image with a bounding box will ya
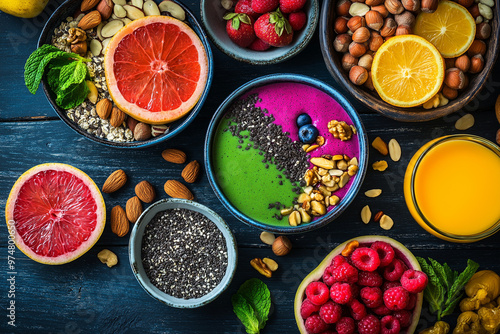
[1,0,500,333]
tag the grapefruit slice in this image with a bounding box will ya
[5,163,106,265]
[104,16,209,125]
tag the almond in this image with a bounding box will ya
[164,180,194,200]
[78,10,102,30]
[162,148,186,164]
[182,160,200,183]
[96,0,114,20]
[96,98,112,119]
[110,106,126,127]
[110,205,129,237]
[102,169,127,193]
[81,0,100,11]
[135,180,156,203]
[126,196,142,223]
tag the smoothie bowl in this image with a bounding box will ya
[205,74,368,234]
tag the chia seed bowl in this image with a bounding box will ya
[38,0,213,148]
[129,199,237,308]
[204,74,369,234]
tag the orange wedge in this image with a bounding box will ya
[414,0,475,58]
[371,35,445,108]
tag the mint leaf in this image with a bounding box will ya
[24,45,60,93]
[59,61,88,91]
[429,258,449,290]
[424,281,446,317]
[232,294,260,334]
[232,279,271,334]
[447,259,479,301]
[56,81,89,110]
[441,293,463,319]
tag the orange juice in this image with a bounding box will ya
[404,135,500,242]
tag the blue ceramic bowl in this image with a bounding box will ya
[38,0,213,148]
[200,0,319,65]
[129,198,238,308]
[204,74,369,234]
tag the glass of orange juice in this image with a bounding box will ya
[404,134,500,242]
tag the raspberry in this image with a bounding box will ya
[360,287,383,308]
[301,298,321,319]
[319,301,342,324]
[331,255,347,268]
[380,315,401,334]
[306,282,331,306]
[358,271,383,287]
[382,281,401,291]
[323,265,336,286]
[393,310,412,328]
[401,269,428,293]
[351,247,381,272]
[383,259,407,281]
[358,314,381,334]
[288,11,307,31]
[336,317,356,334]
[332,262,358,284]
[348,299,367,321]
[305,314,329,334]
[383,286,410,311]
[372,304,392,316]
[330,282,354,304]
[405,293,417,311]
[370,241,395,267]
[320,331,337,334]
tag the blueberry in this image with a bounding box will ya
[298,124,319,144]
[296,113,312,128]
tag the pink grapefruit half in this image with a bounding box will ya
[5,163,106,265]
[104,15,209,125]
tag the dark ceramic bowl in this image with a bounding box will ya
[200,0,319,65]
[38,0,213,148]
[319,0,500,122]
[204,73,369,234]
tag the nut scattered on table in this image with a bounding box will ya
[263,258,279,272]
[97,249,118,267]
[365,189,382,198]
[182,160,200,183]
[135,180,156,203]
[250,258,272,278]
[162,148,187,164]
[110,205,129,237]
[372,160,389,171]
[102,169,127,193]
[380,214,394,230]
[164,180,194,200]
[388,139,402,161]
[455,113,475,130]
[125,196,142,224]
[272,236,292,256]
[372,137,389,155]
[260,231,276,245]
[361,205,372,224]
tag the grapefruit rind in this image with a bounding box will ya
[294,235,423,334]
[5,163,106,265]
[104,15,209,125]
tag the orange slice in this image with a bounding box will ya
[414,0,476,58]
[371,35,445,108]
[104,16,209,124]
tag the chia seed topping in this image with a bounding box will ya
[141,208,228,299]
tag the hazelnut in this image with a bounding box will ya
[442,85,458,100]
[365,10,384,31]
[402,0,420,11]
[380,18,397,37]
[468,4,480,18]
[475,22,491,40]
[272,236,292,256]
[445,57,456,69]
[421,0,438,12]
[395,11,415,27]
[366,0,384,5]
[336,0,352,16]
[369,31,384,51]
[444,68,466,90]
[342,53,359,71]
[349,2,370,16]
[334,34,352,53]
[455,55,471,72]
[349,41,367,57]
[458,0,474,7]
[358,54,373,70]
[70,41,87,55]
[347,16,366,32]
[349,65,369,85]
[469,54,485,74]
[364,71,375,90]
[334,16,349,34]
[385,0,404,14]
[371,5,389,17]
[352,27,371,43]
[134,122,152,141]
[468,39,486,56]
[396,25,412,35]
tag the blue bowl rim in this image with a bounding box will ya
[128,198,238,308]
[204,73,369,234]
[38,0,214,149]
[199,0,319,65]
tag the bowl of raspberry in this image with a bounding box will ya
[200,0,319,65]
[294,236,427,334]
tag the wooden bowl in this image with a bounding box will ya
[319,1,500,122]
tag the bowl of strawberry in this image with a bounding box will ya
[294,236,427,334]
[201,0,319,65]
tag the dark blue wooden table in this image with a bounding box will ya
[1,1,500,333]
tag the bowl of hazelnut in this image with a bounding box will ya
[319,0,500,122]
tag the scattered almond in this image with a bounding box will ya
[455,113,475,130]
[380,214,394,230]
[126,196,142,223]
[164,180,194,200]
[374,211,384,222]
[96,99,112,119]
[181,160,200,183]
[110,107,126,127]
[263,258,279,272]
[260,231,276,245]
[78,10,102,30]
[372,160,388,171]
[365,189,382,197]
[372,137,389,155]
[162,148,187,164]
[135,180,155,203]
[110,205,129,237]
[388,139,401,162]
[102,169,127,193]
[361,205,371,224]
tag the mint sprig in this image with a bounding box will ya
[232,278,271,334]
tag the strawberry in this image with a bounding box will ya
[251,0,279,14]
[249,38,271,51]
[254,9,293,47]
[280,0,307,13]
[235,0,260,20]
[288,11,307,31]
[223,13,256,48]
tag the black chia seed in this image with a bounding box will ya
[141,208,228,299]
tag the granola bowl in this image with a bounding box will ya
[204,73,368,234]
[38,0,213,148]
